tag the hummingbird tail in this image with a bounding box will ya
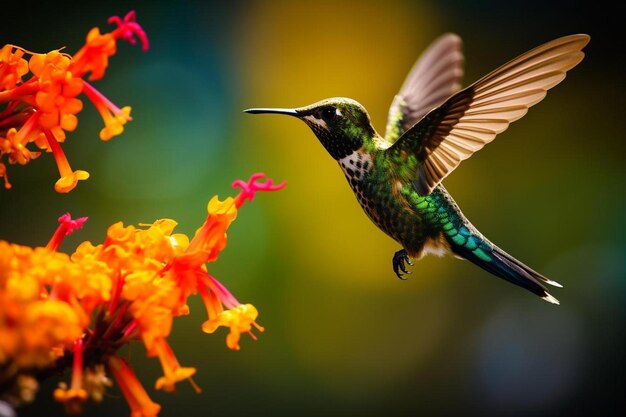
[450,239,561,304]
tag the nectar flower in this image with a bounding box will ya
[0,11,148,192]
[0,174,285,416]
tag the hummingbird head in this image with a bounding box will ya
[245,98,377,160]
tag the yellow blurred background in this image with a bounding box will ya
[1,1,624,416]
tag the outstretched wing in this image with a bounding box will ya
[386,34,589,195]
[384,33,464,144]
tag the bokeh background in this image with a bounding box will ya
[1,1,624,416]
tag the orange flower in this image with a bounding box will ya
[0,173,285,416]
[0,112,41,188]
[71,11,149,81]
[44,129,90,193]
[175,173,285,349]
[29,50,84,142]
[82,81,132,141]
[0,44,29,90]
[0,161,9,189]
[153,338,198,393]
[53,339,88,415]
[2,127,41,165]
[108,356,161,417]
[0,11,148,192]
[70,28,118,82]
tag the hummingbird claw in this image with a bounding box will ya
[392,249,413,280]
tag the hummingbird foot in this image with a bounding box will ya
[392,249,413,280]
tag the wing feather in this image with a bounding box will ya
[384,33,464,144]
[387,34,589,195]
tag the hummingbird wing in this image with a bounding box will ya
[384,33,464,144]
[387,34,589,195]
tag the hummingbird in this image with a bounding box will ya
[245,34,589,304]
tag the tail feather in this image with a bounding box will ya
[429,185,560,303]
[449,236,561,304]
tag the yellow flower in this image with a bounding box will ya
[202,304,264,351]
[0,244,84,369]
[19,300,82,368]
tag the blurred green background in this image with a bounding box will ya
[1,0,624,416]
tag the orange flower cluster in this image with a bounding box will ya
[0,173,286,416]
[0,11,148,192]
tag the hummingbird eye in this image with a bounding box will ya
[320,106,341,121]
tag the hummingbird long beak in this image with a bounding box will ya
[243,108,300,116]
